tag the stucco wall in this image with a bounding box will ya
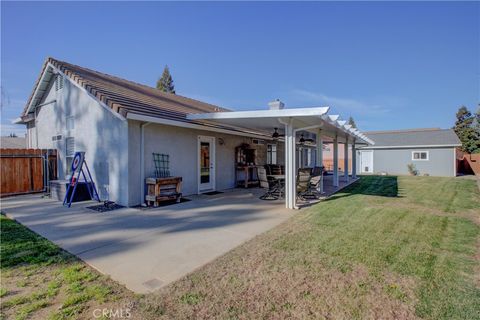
[26,75,130,205]
[127,121,284,206]
[357,147,456,177]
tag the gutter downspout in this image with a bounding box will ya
[140,122,152,205]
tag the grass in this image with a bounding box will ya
[143,175,480,319]
[1,175,479,319]
[0,214,136,320]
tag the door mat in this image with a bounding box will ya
[203,191,224,196]
[134,198,191,210]
[87,202,124,213]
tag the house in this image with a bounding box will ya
[356,128,461,177]
[1,136,26,149]
[15,57,373,208]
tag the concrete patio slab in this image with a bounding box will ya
[1,189,293,293]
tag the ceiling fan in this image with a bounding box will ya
[271,128,285,140]
[299,133,315,144]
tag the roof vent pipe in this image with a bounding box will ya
[268,99,285,110]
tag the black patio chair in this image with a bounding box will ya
[258,167,280,200]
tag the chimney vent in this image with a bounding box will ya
[268,99,285,110]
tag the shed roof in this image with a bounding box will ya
[363,128,461,148]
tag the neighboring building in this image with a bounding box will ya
[357,128,461,177]
[1,136,26,149]
[16,57,370,207]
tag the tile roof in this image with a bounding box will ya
[25,57,230,118]
[23,58,273,137]
[363,128,461,147]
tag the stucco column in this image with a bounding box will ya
[316,129,324,193]
[344,138,349,182]
[284,122,296,209]
[316,129,323,167]
[333,135,339,187]
[352,140,357,179]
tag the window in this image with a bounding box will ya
[152,153,170,178]
[65,137,75,173]
[267,144,277,165]
[306,148,312,167]
[412,151,429,161]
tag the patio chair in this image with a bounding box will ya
[310,166,325,196]
[258,167,279,200]
[296,168,313,200]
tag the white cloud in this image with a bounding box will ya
[290,89,390,114]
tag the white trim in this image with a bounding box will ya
[360,144,461,149]
[187,107,330,120]
[411,150,429,161]
[127,113,271,140]
[140,122,152,205]
[25,66,54,114]
[197,135,216,193]
[189,107,376,146]
[453,148,457,177]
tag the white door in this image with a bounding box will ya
[198,136,216,192]
[360,150,374,173]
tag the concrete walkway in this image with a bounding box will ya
[1,189,293,293]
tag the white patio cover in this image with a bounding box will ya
[188,107,374,209]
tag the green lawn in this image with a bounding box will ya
[0,215,136,320]
[146,175,480,319]
[1,175,479,319]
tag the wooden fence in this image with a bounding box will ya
[0,149,57,197]
[323,158,352,172]
[457,149,480,176]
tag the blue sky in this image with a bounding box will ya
[1,1,478,135]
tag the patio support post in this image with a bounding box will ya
[316,129,323,167]
[284,120,296,209]
[333,135,339,187]
[344,137,349,182]
[316,129,324,193]
[140,122,152,205]
[352,140,357,179]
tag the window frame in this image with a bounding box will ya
[267,144,277,165]
[65,136,75,174]
[411,151,429,161]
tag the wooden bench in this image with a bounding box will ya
[145,177,182,207]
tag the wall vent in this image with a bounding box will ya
[252,139,266,145]
[55,74,64,91]
[65,137,75,157]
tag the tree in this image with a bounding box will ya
[453,105,480,154]
[156,66,175,94]
[348,116,357,128]
[9,132,17,137]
